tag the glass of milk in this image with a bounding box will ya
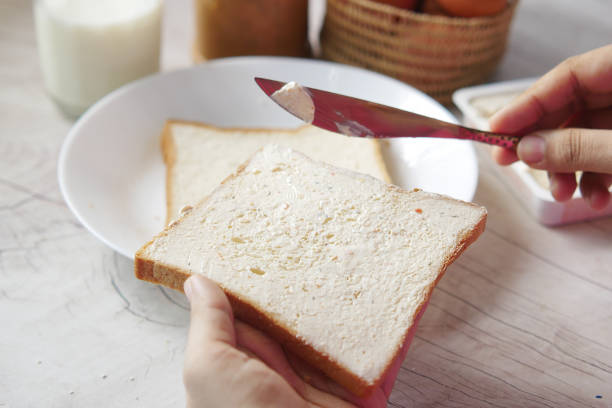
[34,0,163,117]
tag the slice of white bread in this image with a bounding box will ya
[135,144,487,396]
[161,120,390,224]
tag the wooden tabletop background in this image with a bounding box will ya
[1,1,611,407]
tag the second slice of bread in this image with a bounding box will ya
[136,144,486,396]
[162,120,390,224]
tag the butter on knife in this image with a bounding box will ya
[270,81,315,124]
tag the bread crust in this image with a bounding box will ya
[160,119,392,224]
[371,139,391,184]
[142,141,487,397]
[161,121,177,226]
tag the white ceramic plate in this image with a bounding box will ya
[58,57,478,258]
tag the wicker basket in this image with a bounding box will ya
[321,0,518,104]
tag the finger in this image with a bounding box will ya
[558,108,612,130]
[580,107,612,130]
[491,145,519,166]
[285,351,389,408]
[549,172,578,202]
[516,129,612,174]
[284,350,327,388]
[579,172,612,210]
[280,351,359,408]
[183,276,241,405]
[380,339,410,398]
[381,300,429,397]
[490,44,612,135]
[184,275,236,348]
[284,350,370,407]
[235,321,358,407]
[234,320,305,391]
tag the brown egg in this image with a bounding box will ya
[370,0,418,10]
[433,0,507,17]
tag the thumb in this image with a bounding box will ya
[182,277,242,407]
[517,128,612,174]
[184,275,236,349]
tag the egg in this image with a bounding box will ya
[428,0,507,17]
[370,0,418,10]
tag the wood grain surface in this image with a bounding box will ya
[1,1,611,407]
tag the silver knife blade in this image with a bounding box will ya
[254,77,519,148]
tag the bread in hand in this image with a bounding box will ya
[136,144,487,396]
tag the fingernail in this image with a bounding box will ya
[518,135,545,164]
[184,277,193,302]
[589,189,611,211]
[184,275,208,303]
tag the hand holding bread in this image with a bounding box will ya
[183,274,427,408]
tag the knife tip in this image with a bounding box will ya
[254,77,285,96]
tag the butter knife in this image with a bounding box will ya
[255,77,519,149]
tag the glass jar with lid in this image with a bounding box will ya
[193,0,309,60]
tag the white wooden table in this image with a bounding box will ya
[1,1,611,407]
